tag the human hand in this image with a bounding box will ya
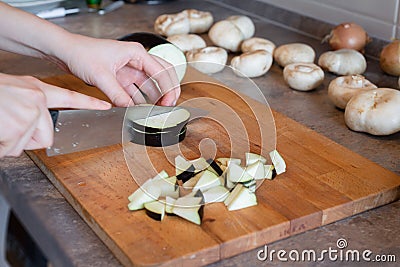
[55,35,181,107]
[0,73,111,157]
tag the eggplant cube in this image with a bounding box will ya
[202,186,229,203]
[269,150,286,174]
[193,170,221,192]
[172,196,203,225]
[144,201,166,221]
[245,160,265,180]
[227,163,253,183]
[227,187,257,211]
[245,152,267,166]
[128,184,162,211]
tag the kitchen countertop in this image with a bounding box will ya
[0,0,399,266]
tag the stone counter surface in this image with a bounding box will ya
[0,0,399,266]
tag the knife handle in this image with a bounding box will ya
[49,109,59,128]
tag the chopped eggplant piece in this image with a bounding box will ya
[202,186,229,203]
[193,170,221,192]
[181,191,195,198]
[152,176,178,197]
[190,157,209,171]
[245,161,265,180]
[182,171,203,189]
[245,152,267,166]
[128,185,162,211]
[172,197,203,225]
[193,189,205,200]
[216,157,241,166]
[227,163,253,183]
[264,164,277,180]
[224,184,244,206]
[227,187,257,211]
[269,150,286,174]
[144,201,165,221]
[174,196,203,208]
[176,164,197,183]
[225,176,236,190]
[165,196,176,214]
[175,155,192,175]
[241,178,256,188]
[206,158,224,176]
[128,178,153,202]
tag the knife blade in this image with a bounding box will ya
[47,105,208,156]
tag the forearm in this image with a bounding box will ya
[0,2,74,66]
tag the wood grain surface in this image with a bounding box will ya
[28,72,400,267]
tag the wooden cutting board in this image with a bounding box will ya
[28,71,400,267]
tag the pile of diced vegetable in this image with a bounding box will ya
[127,150,286,225]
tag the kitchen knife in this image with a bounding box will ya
[47,105,208,156]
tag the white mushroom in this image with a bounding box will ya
[283,63,324,91]
[167,34,206,52]
[273,43,316,67]
[344,88,400,135]
[181,9,214,33]
[208,20,244,52]
[226,15,255,39]
[186,46,228,74]
[318,49,367,75]
[154,12,190,37]
[241,37,276,54]
[231,50,273,78]
[328,75,377,109]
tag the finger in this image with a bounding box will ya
[130,54,180,106]
[94,72,135,107]
[39,82,112,109]
[26,106,54,149]
[124,83,147,105]
[6,115,39,157]
[137,77,163,104]
[150,56,181,106]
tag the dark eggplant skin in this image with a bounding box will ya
[198,205,204,221]
[206,159,224,176]
[194,190,205,205]
[128,126,186,147]
[271,168,277,180]
[145,209,163,221]
[118,32,169,50]
[176,165,197,183]
[129,118,188,135]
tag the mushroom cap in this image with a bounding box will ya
[208,20,244,52]
[167,34,206,52]
[241,37,276,54]
[154,13,190,37]
[318,49,367,75]
[181,9,214,33]
[186,46,228,74]
[344,88,400,135]
[328,75,377,109]
[226,15,255,39]
[283,62,324,91]
[231,50,273,78]
[274,43,316,67]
